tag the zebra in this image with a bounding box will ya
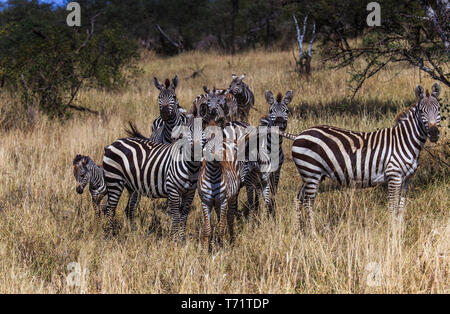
[73,154,107,217]
[150,75,189,144]
[244,90,293,215]
[278,83,441,231]
[198,122,243,247]
[228,74,255,122]
[190,87,238,124]
[102,118,203,240]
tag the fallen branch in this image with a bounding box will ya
[67,103,99,115]
[423,142,450,169]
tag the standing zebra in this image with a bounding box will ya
[280,83,441,230]
[150,75,189,144]
[198,122,243,247]
[228,74,255,122]
[73,154,107,217]
[244,90,292,215]
[102,119,203,240]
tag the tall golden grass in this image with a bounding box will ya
[0,49,448,293]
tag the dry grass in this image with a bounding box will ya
[0,49,448,293]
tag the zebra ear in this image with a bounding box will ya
[239,74,246,81]
[283,90,293,105]
[231,74,237,80]
[415,85,425,100]
[431,83,440,98]
[172,75,178,89]
[203,86,210,94]
[154,77,163,90]
[265,90,274,105]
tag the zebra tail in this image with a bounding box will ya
[125,121,148,140]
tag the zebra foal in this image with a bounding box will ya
[198,123,243,247]
[280,83,442,231]
[73,154,107,217]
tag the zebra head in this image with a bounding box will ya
[263,90,293,131]
[154,75,179,121]
[229,74,246,95]
[204,87,228,125]
[415,83,441,143]
[73,154,91,194]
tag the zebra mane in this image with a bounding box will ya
[276,93,282,103]
[394,103,416,125]
[125,122,149,140]
[73,154,89,165]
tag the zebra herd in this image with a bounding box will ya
[73,75,442,245]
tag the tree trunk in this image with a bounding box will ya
[230,0,239,55]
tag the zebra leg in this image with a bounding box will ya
[227,197,237,244]
[387,176,404,248]
[124,191,140,228]
[104,181,124,219]
[254,189,260,212]
[218,199,229,247]
[168,192,181,241]
[387,177,402,219]
[178,191,195,243]
[92,195,101,218]
[262,180,275,217]
[245,185,254,215]
[294,189,303,230]
[201,202,212,248]
[398,179,409,223]
[297,181,318,233]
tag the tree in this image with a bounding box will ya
[0,0,140,119]
[322,0,449,98]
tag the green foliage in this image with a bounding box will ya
[0,0,140,119]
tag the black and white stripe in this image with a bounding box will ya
[191,87,238,124]
[228,74,255,122]
[244,90,293,215]
[280,83,442,229]
[103,119,202,240]
[150,75,189,144]
[73,154,107,216]
[198,125,242,247]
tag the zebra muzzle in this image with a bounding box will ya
[428,125,439,142]
[76,185,84,194]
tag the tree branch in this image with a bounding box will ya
[156,24,183,52]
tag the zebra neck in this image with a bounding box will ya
[164,109,182,130]
[174,138,202,168]
[234,92,247,105]
[85,160,99,184]
[394,109,427,160]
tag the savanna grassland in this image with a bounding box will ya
[0,49,448,293]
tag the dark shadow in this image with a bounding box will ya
[290,97,414,121]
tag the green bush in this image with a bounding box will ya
[0,0,140,119]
